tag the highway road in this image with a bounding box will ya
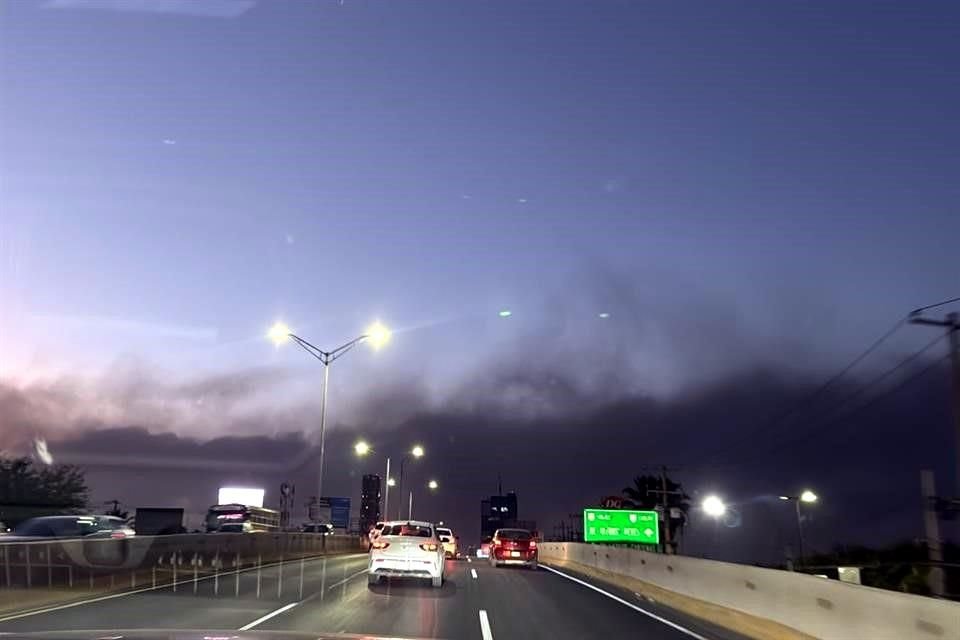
[0,554,748,639]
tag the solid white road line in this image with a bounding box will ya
[326,568,367,590]
[478,609,494,640]
[471,568,478,579]
[238,601,299,630]
[540,565,710,640]
[0,553,367,624]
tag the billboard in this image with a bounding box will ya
[218,487,264,507]
[312,497,351,529]
[583,508,659,544]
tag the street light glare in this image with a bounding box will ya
[267,321,292,346]
[428,480,439,490]
[800,490,818,503]
[387,478,396,487]
[411,445,425,458]
[702,495,726,517]
[364,321,391,350]
[778,496,790,501]
[498,310,512,318]
[354,440,370,456]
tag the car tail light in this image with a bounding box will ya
[493,539,502,547]
[371,540,390,549]
[110,531,127,539]
[420,543,439,551]
[529,539,537,549]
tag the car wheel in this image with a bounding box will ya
[367,573,379,586]
[431,574,443,588]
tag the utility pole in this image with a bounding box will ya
[909,311,960,492]
[921,470,945,597]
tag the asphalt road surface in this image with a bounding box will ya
[0,554,748,639]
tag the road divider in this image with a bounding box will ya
[539,543,960,640]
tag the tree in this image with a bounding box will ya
[0,456,89,526]
[622,474,691,550]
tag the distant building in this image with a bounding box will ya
[360,474,381,534]
[480,491,534,538]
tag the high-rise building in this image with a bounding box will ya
[360,474,381,534]
[480,491,520,538]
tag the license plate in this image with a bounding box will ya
[510,551,521,557]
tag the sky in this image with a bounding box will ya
[2,0,960,560]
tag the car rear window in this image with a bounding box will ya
[384,524,432,537]
[436,528,452,537]
[498,529,532,540]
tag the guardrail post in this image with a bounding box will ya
[25,545,32,589]
[68,566,73,588]
[277,551,283,599]
[131,569,135,589]
[234,553,240,597]
[3,545,9,588]
[213,552,220,596]
[89,570,93,589]
[319,557,326,602]
[152,564,156,589]
[193,553,199,595]
[299,556,304,599]
[171,553,177,593]
[256,553,262,598]
[46,547,52,588]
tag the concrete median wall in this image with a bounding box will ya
[0,533,365,615]
[539,542,960,640]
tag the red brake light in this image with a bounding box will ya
[529,539,536,548]
[420,543,439,551]
[372,540,390,549]
[110,531,127,539]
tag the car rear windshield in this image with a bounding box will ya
[498,529,532,540]
[436,528,452,536]
[384,524,432,537]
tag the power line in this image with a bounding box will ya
[780,332,947,436]
[910,296,960,317]
[706,316,908,464]
[749,350,950,460]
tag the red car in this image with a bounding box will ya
[489,528,537,569]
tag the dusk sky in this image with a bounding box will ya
[2,1,960,560]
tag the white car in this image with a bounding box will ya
[368,520,445,588]
[436,527,457,558]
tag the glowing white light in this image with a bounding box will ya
[218,487,264,507]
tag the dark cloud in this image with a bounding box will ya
[17,357,953,565]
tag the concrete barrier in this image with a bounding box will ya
[0,533,365,615]
[539,543,960,640]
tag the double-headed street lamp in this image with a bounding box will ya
[354,440,423,525]
[780,490,818,567]
[269,320,391,519]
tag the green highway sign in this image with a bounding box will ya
[583,508,659,544]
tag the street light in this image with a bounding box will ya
[387,478,396,487]
[408,479,440,521]
[354,440,371,456]
[702,495,726,518]
[780,490,818,568]
[269,320,391,520]
[396,444,425,519]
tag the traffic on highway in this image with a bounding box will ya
[4,0,960,638]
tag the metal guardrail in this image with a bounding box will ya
[0,533,365,595]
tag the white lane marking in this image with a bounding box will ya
[0,553,367,624]
[238,601,298,630]
[478,609,494,640]
[326,568,367,590]
[471,568,478,579]
[540,565,710,640]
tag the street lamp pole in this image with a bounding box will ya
[270,322,390,521]
[780,490,817,568]
[383,457,391,523]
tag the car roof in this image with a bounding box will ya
[380,520,434,528]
